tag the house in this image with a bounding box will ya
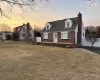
[13,23,34,41]
[41,12,85,47]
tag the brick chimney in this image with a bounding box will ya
[23,23,25,26]
[77,12,82,45]
[26,22,30,42]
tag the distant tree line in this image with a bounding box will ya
[85,26,100,38]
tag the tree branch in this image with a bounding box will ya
[0,0,48,18]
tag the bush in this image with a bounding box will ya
[6,34,12,40]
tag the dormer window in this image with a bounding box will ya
[46,25,49,30]
[65,19,72,28]
[67,22,70,28]
[45,23,51,30]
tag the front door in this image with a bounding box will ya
[53,32,58,43]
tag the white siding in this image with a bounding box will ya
[82,38,100,47]
[75,25,78,44]
[19,24,34,41]
[75,21,85,45]
[82,22,85,46]
[19,26,26,40]
[30,29,34,41]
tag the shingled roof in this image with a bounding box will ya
[13,26,23,32]
[42,17,78,32]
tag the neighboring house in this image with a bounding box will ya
[41,12,85,47]
[13,23,34,41]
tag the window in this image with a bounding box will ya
[23,34,25,37]
[67,22,70,28]
[65,19,72,28]
[83,33,84,37]
[43,33,48,39]
[61,32,68,39]
[23,28,25,31]
[46,25,49,30]
[30,34,31,36]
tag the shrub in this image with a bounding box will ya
[12,32,19,41]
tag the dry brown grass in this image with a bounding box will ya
[0,41,100,80]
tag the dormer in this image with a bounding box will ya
[45,23,52,30]
[65,19,73,28]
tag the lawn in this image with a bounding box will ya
[0,41,100,80]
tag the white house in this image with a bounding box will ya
[13,23,34,41]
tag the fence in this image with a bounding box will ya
[82,38,100,47]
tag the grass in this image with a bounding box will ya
[0,41,100,80]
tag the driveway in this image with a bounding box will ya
[84,47,100,54]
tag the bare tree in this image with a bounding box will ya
[96,26,100,37]
[86,38,99,47]
[85,26,99,47]
[0,23,11,32]
[0,0,48,18]
[85,0,100,2]
[34,25,42,33]
[85,0,100,6]
[85,0,97,3]
[85,26,98,37]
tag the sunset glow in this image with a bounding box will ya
[0,0,100,31]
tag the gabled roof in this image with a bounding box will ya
[42,17,78,32]
[13,23,33,33]
[13,25,23,32]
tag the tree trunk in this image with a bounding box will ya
[92,43,94,48]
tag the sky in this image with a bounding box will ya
[0,0,100,31]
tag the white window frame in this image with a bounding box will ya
[65,19,72,28]
[43,33,48,39]
[65,22,70,28]
[61,31,68,39]
[46,25,50,30]
[67,22,70,28]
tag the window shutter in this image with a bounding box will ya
[68,31,70,39]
